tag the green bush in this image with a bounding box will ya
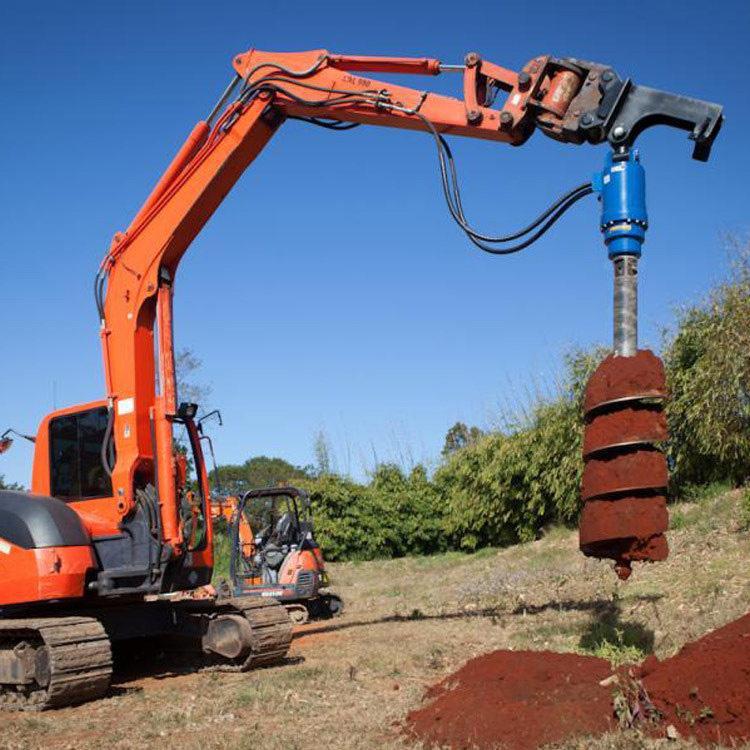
[302,465,447,561]
[369,463,447,557]
[434,348,602,550]
[211,517,232,583]
[300,474,386,561]
[740,488,750,533]
[663,241,750,490]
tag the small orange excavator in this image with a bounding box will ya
[0,45,721,709]
[198,423,343,624]
[209,489,342,624]
[228,487,343,624]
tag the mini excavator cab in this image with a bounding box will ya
[230,487,343,624]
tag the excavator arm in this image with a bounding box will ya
[86,47,721,564]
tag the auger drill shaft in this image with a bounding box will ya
[613,255,638,357]
[579,149,670,580]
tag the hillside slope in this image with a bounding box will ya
[3,486,749,750]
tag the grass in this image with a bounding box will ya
[741,488,750,532]
[211,518,232,583]
[2,488,750,750]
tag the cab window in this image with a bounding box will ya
[49,407,112,500]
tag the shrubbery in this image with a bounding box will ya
[433,349,601,551]
[663,241,750,490]
[299,465,446,561]
[214,238,750,562]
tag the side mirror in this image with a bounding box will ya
[197,409,223,435]
[0,428,35,453]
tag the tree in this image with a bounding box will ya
[0,475,23,491]
[175,348,211,407]
[216,456,312,495]
[172,347,211,470]
[313,430,334,476]
[442,422,484,456]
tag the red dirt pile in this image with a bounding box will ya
[640,611,750,746]
[404,650,615,750]
[404,612,750,749]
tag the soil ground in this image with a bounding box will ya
[3,485,750,750]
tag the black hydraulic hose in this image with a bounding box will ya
[94,269,106,321]
[420,111,594,252]
[93,273,101,318]
[437,134,592,243]
[240,56,329,95]
[288,115,360,130]
[242,77,595,256]
[458,187,594,254]
[148,413,165,576]
[100,406,115,478]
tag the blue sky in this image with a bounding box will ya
[1,0,747,485]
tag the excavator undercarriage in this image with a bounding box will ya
[0,597,292,709]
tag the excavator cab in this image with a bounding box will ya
[8,398,214,601]
[229,487,343,624]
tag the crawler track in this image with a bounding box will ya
[0,598,291,709]
[0,617,112,710]
[212,597,293,670]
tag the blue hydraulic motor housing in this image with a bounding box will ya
[593,150,647,258]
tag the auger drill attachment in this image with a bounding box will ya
[579,150,670,580]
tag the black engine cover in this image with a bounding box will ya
[0,490,90,549]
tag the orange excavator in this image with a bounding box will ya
[0,46,721,709]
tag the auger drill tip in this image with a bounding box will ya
[614,560,632,581]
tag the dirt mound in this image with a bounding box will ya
[404,612,750,749]
[404,650,615,750]
[640,611,750,745]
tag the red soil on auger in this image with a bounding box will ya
[583,349,668,413]
[404,613,750,749]
[582,449,668,499]
[579,350,670,579]
[582,405,667,458]
[579,495,669,566]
